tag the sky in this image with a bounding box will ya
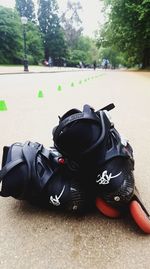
[0,0,104,36]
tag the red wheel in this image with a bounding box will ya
[130,200,150,234]
[96,197,121,218]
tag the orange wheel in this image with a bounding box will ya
[130,200,150,234]
[96,197,121,218]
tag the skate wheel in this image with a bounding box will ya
[130,200,150,234]
[96,198,121,218]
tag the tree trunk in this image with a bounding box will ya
[142,48,150,69]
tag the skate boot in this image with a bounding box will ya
[0,141,87,213]
[53,103,150,233]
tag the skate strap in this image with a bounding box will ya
[54,104,111,156]
[54,104,101,140]
[0,158,24,195]
[54,104,114,142]
[97,103,115,113]
[0,159,24,180]
[0,141,53,197]
[22,141,51,190]
[82,111,110,155]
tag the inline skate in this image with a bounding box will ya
[0,141,86,213]
[53,103,150,233]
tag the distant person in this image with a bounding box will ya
[93,61,97,70]
[48,57,52,67]
[44,60,48,66]
[103,59,109,70]
[79,61,83,68]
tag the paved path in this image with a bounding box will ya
[0,65,86,75]
[0,70,150,269]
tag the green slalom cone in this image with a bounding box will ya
[0,100,7,111]
[38,90,44,98]
[57,85,62,91]
[71,82,74,87]
[79,80,82,84]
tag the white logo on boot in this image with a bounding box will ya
[96,170,122,185]
[49,185,65,206]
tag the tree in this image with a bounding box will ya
[0,6,22,64]
[67,36,100,67]
[60,0,83,49]
[26,22,44,64]
[0,6,44,65]
[38,0,68,61]
[99,46,125,68]
[99,0,150,68]
[77,36,99,64]
[68,49,87,66]
[15,0,36,22]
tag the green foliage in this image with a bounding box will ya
[68,49,87,66]
[67,36,100,66]
[26,22,44,64]
[0,6,22,64]
[78,36,99,64]
[38,0,68,61]
[0,1,101,67]
[99,47,125,68]
[99,0,150,68]
[15,0,36,22]
[0,5,44,65]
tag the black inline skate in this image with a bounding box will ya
[0,141,87,213]
[53,103,150,233]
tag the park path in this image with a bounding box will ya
[0,65,81,74]
[0,70,150,269]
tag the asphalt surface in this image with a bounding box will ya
[0,69,150,269]
[0,65,85,75]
